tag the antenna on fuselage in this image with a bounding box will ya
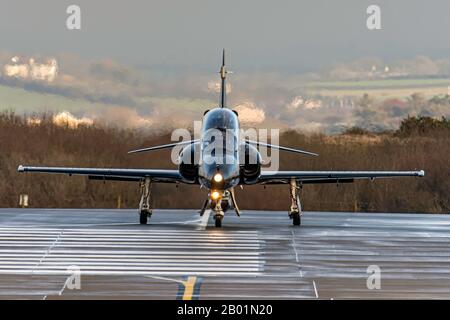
[219,49,227,108]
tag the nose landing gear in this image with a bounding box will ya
[213,197,224,228]
[199,189,241,228]
[214,212,223,227]
[199,198,223,227]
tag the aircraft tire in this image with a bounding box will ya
[214,216,222,228]
[292,213,301,226]
[140,212,148,225]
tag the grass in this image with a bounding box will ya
[0,84,113,114]
[306,78,450,98]
[0,84,215,119]
[307,78,450,89]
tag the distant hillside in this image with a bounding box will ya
[0,53,449,133]
[0,84,110,114]
[306,78,450,98]
[0,84,213,128]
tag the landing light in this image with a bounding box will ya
[211,191,221,200]
[213,173,223,183]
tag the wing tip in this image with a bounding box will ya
[17,165,25,172]
[418,170,425,177]
[303,150,319,157]
[128,148,148,154]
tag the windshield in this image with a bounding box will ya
[202,108,239,163]
[203,108,239,131]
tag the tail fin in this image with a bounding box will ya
[219,49,227,108]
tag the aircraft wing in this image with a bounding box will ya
[245,140,318,157]
[257,170,425,184]
[17,165,186,183]
[128,139,198,154]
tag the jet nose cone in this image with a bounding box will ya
[213,172,223,183]
[199,156,240,190]
[209,167,225,189]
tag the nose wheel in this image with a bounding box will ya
[213,197,224,228]
[214,215,223,228]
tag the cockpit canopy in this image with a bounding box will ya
[202,108,239,131]
[202,108,239,161]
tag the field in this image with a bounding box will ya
[306,78,450,98]
[0,85,106,114]
[0,84,211,119]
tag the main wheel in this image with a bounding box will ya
[292,213,301,226]
[214,215,222,228]
[140,212,148,225]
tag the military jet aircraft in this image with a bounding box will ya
[18,50,425,227]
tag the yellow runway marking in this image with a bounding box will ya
[177,275,202,300]
[182,276,197,300]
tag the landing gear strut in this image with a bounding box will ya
[229,188,241,217]
[213,199,224,228]
[199,198,223,227]
[199,189,240,228]
[289,179,302,226]
[138,177,152,224]
[199,199,209,216]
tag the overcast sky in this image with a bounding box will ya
[1,0,450,72]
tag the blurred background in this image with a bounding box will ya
[0,0,448,212]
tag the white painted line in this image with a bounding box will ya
[45,273,92,300]
[0,263,261,270]
[291,230,303,277]
[0,262,262,268]
[0,229,258,235]
[0,256,260,261]
[199,209,211,230]
[0,269,262,276]
[313,280,319,299]
[0,250,261,257]
[0,233,259,239]
[0,251,260,257]
[0,243,261,249]
[34,230,63,272]
[145,275,184,285]
[0,220,264,279]
[0,228,259,236]
[57,275,74,297]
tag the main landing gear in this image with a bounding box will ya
[289,179,302,226]
[138,177,152,224]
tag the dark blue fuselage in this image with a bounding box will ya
[198,108,240,190]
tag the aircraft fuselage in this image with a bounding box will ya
[198,108,241,191]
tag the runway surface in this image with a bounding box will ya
[0,208,449,299]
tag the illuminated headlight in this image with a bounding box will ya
[213,173,223,183]
[211,191,221,200]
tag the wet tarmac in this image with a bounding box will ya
[0,208,448,299]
